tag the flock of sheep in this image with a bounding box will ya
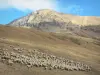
[0,45,91,71]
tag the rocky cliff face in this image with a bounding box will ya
[9,9,100,32]
[8,9,80,32]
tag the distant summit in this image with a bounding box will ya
[9,9,100,32]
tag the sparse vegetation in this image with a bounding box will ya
[69,37,81,45]
[51,33,81,45]
[50,33,68,40]
[0,26,100,75]
[94,41,100,46]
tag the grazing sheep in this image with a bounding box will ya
[8,59,13,65]
[0,47,91,71]
[44,66,48,70]
[9,45,14,48]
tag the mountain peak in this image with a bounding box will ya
[37,9,55,12]
[31,9,58,16]
[9,9,100,32]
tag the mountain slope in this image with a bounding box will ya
[0,25,100,75]
[9,9,100,26]
[8,9,100,35]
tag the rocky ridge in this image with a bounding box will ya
[8,9,100,32]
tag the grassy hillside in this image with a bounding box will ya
[0,25,100,75]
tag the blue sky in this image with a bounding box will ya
[0,0,100,24]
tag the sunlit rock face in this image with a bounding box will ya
[9,9,100,32]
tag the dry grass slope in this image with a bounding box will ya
[0,25,100,75]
